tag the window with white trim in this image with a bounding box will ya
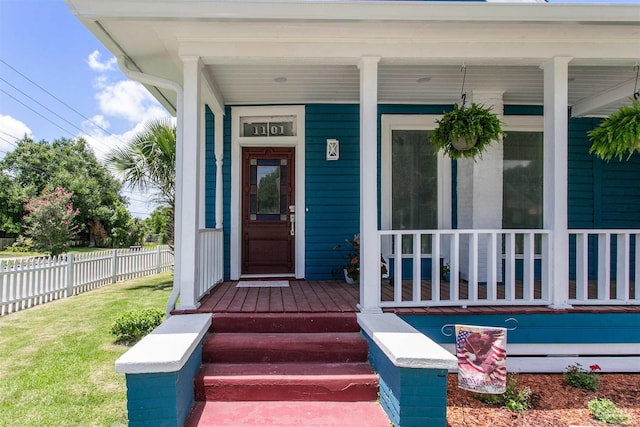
[502,121,543,230]
[381,115,451,254]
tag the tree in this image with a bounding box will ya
[107,118,176,247]
[143,206,171,244]
[23,187,79,255]
[0,172,25,235]
[0,137,126,246]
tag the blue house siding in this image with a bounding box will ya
[365,334,449,427]
[204,106,233,280]
[567,116,640,280]
[124,342,203,427]
[305,104,360,280]
[205,106,215,229]
[204,103,639,282]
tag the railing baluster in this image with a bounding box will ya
[411,233,421,302]
[504,232,515,301]
[467,232,478,301]
[429,232,438,302]
[575,233,588,302]
[598,233,611,300]
[394,233,403,304]
[616,233,630,301]
[450,233,460,302]
[486,232,498,301]
[523,233,534,301]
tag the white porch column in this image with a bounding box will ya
[542,57,572,308]
[457,91,504,283]
[214,109,224,229]
[358,56,382,313]
[176,56,203,310]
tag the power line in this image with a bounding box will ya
[0,77,91,138]
[0,131,19,149]
[0,60,129,157]
[0,88,79,139]
[0,87,112,155]
[0,58,114,137]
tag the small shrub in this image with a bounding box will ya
[476,374,532,413]
[6,236,34,253]
[564,363,600,391]
[110,308,164,342]
[587,398,630,424]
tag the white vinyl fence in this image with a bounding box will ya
[1,246,173,315]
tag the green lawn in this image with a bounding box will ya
[0,272,173,427]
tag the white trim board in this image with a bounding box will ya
[440,343,640,373]
[230,105,306,280]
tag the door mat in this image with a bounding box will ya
[236,280,290,288]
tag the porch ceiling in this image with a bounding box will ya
[67,1,640,117]
[206,63,637,116]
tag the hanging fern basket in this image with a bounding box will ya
[588,98,640,161]
[430,103,505,160]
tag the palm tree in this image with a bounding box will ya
[107,118,176,247]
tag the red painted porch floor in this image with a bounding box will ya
[180,279,640,316]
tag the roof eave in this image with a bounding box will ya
[65,0,640,24]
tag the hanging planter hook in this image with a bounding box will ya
[460,64,468,106]
[633,64,639,101]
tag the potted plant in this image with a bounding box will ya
[441,263,450,282]
[430,103,505,160]
[588,98,640,161]
[333,234,388,284]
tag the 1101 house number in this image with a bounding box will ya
[243,121,293,137]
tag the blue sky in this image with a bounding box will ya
[0,0,168,218]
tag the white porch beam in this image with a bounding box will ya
[201,68,225,116]
[358,56,381,314]
[542,56,572,309]
[181,39,640,67]
[176,55,203,310]
[571,79,636,118]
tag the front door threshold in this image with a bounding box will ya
[240,274,296,279]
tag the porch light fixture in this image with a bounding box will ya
[326,139,339,160]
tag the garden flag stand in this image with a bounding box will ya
[455,324,508,394]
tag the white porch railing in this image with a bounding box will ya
[197,228,224,300]
[569,230,640,305]
[1,246,173,315]
[379,229,552,308]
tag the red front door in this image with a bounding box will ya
[241,147,295,275]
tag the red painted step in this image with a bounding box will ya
[203,332,369,364]
[211,313,360,333]
[185,401,391,427]
[194,362,378,402]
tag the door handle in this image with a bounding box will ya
[290,214,295,236]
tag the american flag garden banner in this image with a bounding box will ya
[455,324,507,394]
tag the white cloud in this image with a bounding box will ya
[88,50,117,72]
[81,114,111,135]
[96,80,168,124]
[0,114,32,154]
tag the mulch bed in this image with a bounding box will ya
[447,374,640,426]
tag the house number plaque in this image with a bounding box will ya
[243,121,294,137]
